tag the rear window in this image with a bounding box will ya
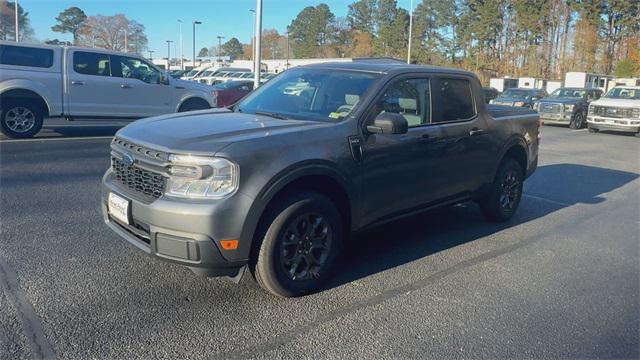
[0,45,54,68]
[434,78,475,122]
[73,51,111,76]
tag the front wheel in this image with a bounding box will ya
[0,100,44,139]
[252,192,343,297]
[479,158,524,222]
[569,112,586,129]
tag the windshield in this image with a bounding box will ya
[185,69,199,77]
[550,88,585,99]
[214,81,250,90]
[236,68,379,122]
[603,87,640,100]
[500,89,531,99]
[201,70,213,76]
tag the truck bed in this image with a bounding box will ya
[487,104,537,119]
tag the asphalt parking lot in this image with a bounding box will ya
[0,123,638,359]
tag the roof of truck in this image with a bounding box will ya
[301,59,477,77]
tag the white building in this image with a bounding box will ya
[564,72,614,92]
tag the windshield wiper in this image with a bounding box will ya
[254,111,289,120]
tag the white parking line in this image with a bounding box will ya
[0,136,113,143]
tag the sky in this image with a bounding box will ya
[20,0,413,59]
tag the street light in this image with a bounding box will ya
[407,0,414,64]
[14,0,19,42]
[166,40,173,71]
[249,9,256,70]
[192,20,202,69]
[178,20,184,70]
[253,0,263,88]
[217,35,225,62]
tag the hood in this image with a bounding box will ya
[590,97,640,108]
[116,109,327,154]
[538,97,582,105]
[494,97,530,103]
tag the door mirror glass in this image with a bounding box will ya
[161,73,170,85]
[367,112,408,135]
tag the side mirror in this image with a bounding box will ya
[160,73,170,85]
[367,112,408,135]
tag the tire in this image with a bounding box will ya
[569,111,585,129]
[252,192,343,297]
[0,99,44,139]
[178,98,210,112]
[479,158,524,222]
[588,126,599,133]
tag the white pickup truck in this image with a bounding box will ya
[587,86,640,136]
[0,41,214,138]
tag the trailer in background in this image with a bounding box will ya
[564,72,614,92]
[489,77,519,92]
[612,78,640,88]
[545,80,563,94]
[518,77,547,89]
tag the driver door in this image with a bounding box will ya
[110,55,173,117]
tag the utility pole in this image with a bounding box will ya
[178,20,184,70]
[192,20,202,69]
[253,0,263,88]
[286,31,290,70]
[14,0,19,42]
[217,36,225,62]
[148,50,154,60]
[166,40,173,71]
[249,9,256,70]
[407,0,413,64]
[124,29,128,52]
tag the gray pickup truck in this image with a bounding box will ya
[101,60,540,297]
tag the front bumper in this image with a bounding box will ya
[101,170,254,277]
[539,112,573,124]
[587,116,640,133]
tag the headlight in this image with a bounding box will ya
[564,104,575,112]
[533,102,540,111]
[514,101,525,107]
[489,99,495,104]
[631,108,640,119]
[165,155,239,199]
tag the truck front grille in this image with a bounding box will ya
[540,103,562,113]
[111,157,166,199]
[591,106,632,118]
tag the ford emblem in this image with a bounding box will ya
[122,153,135,167]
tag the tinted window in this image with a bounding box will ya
[0,45,54,68]
[434,78,475,122]
[112,56,161,84]
[373,78,430,127]
[73,51,111,76]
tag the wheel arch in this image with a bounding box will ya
[176,95,212,112]
[498,137,528,176]
[0,88,50,117]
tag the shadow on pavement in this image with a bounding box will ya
[328,163,638,289]
[45,125,122,138]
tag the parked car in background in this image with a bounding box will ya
[490,88,546,108]
[102,60,540,297]
[483,87,500,103]
[587,86,640,136]
[212,80,253,107]
[0,41,214,138]
[169,70,189,79]
[534,87,602,129]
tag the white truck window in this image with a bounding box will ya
[0,45,54,68]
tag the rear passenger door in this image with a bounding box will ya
[429,76,495,197]
[67,50,133,117]
[360,76,443,225]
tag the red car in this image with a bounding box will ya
[212,80,254,107]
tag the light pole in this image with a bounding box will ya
[249,9,256,70]
[253,0,263,88]
[192,20,201,69]
[166,40,173,71]
[124,28,128,52]
[286,31,290,69]
[217,36,225,62]
[14,0,20,42]
[148,50,154,60]
[178,20,184,70]
[407,0,413,64]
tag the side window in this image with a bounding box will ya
[433,78,475,123]
[372,78,430,127]
[73,51,111,76]
[112,56,161,84]
[0,45,54,68]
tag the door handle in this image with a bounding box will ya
[71,81,84,85]
[417,133,437,142]
[120,84,133,89]
[174,86,185,89]
[469,128,485,136]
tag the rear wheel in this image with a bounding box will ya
[178,98,210,112]
[0,100,44,139]
[569,112,586,129]
[252,192,342,297]
[479,158,524,222]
